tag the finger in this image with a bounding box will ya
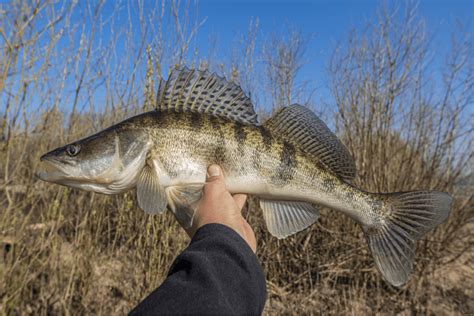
[233,194,247,210]
[203,165,225,196]
[206,165,223,181]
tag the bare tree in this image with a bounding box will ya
[329,4,473,193]
[1,1,472,314]
[262,27,310,111]
[328,4,473,306]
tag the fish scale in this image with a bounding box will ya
[38,67,452,287]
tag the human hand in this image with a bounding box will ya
[185,165,257,252]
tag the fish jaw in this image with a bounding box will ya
[37,155,72,183]
[37,155,97,187]
[37,154,136,194]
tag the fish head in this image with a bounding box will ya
[38,126,150,194]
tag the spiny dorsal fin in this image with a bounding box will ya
[157,67,259,125]
[264,104,356,181]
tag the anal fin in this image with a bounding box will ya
[260,199,320,239]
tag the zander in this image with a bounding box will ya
[38,68,452,286]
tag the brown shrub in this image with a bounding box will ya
[1,1,472,315]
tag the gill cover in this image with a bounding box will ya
[38,125,150,194]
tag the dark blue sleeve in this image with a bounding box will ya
[129,223,267,315]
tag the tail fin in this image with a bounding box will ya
[364,191,452,286]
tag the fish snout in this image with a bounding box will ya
[36,156,66,182]
[40,153,49,162]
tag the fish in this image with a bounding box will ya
[37,67,452,286]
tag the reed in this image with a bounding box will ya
[1,1,472,314]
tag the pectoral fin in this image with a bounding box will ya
[166,184,204,228]
[260,199,320,239]
[136,165,167,214]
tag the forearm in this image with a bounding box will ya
[130,224,267,315]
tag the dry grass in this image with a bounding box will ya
[1,1,473,315]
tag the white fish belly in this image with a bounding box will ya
[225,175,373,225]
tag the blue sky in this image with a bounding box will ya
[2,0,472,116]
[190,0,472,106]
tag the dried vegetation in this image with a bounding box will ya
[1,1,472,314]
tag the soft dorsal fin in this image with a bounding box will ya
[156,67,259,125]
[264,104,356,181]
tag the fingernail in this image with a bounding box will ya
[208,165,220,177]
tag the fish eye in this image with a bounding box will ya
[66,144,80,156]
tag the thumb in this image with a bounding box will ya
[206,164,223,182]
[203,165,225,196]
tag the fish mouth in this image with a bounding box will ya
[37,155,104,188]
[37,156,70,182]
[37,155,124,194]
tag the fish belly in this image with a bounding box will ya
[225,170,374,226]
